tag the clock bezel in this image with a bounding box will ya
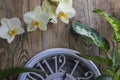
[18,48,101,80]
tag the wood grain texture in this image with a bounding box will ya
[0,0,119,80]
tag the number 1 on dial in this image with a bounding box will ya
[70,60,79,75]
[53,56,58,73]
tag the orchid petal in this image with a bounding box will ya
[61,0,73,6]
[38,24,47,31]
[39,12,49,24]
[27,24,37,32]
[42,0,57,23]
[7,36,15,43]
[56,1,76,23]
[0,17,24,43]
[34,5,42,17]
[65,7,76,18]
[16,27,25,34]
[9,18,25,35]
[50,0,62,2]
[24,5,49,32]
[60,18,69,24]
[23,12,35,24]
[0,26,8,39]
[9,18,21,28]
[1,18,9,27]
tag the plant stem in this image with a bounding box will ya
[116,42,119,55]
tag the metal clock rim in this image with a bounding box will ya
[18,48,101,80]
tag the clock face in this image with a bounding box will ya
[18,48,100,80]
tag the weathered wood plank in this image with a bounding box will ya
[0,0,8,71]
[13,0,29,67]
[0,0,119,80]
[42,22,70,50]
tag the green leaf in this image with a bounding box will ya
[0,67,46,79]
[77,53,113,66]
[109,48,120,74]
[97,75,112,80]
[105,68,115,76]
[111,48,118,65]
[72,21,110,52]
[93,9,120,43]
[101,67,114,76]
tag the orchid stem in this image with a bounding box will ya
[116,42,118,54]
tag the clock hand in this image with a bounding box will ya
[63,71,67,80]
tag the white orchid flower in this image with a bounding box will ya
[56,1,76,24]
[23,5,49,32]
[42,0,58,24]
[0,18,24,43]
[51,0,72,5]
[50,0,62,2]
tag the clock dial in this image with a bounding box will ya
[18,48,100,80]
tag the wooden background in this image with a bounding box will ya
[0,0,119,79]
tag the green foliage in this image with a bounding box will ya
[77,53,112,66]
[0,67,46,79]
[93,9,120,43]
[92,9,120,79]
[77,49,120,80]
[72,21,110,52]
[96,75,112,80]
[72,9,120,79]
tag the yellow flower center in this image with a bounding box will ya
[32,21,41,27]
[59,12,67,19]
[8,29,17,36]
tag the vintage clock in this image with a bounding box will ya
[18,48,100,80]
